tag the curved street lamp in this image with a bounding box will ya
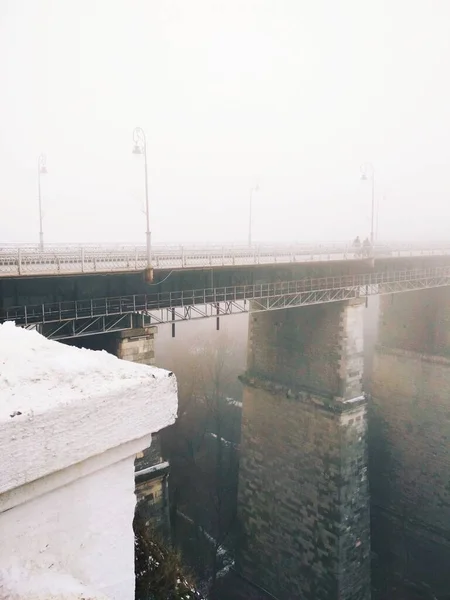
[360,162,375,245]
[248,184,260,246]
[38,153,47,251]
[132,127,151,268]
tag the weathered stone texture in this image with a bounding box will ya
[371,342,450,593]
[237,302,370,600]
[237,382,370,600]
[247,300,364,401]
[135,467,170,538]
[116,326,157,365]
[377,287,450,356]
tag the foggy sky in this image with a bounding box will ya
[1,0,449,245]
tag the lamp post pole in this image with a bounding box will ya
[38,154,47,251]
[133,127,151,269]
[248,184,259,246]
[360,163,375,245]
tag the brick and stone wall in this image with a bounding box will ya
[134,431,171,537]
[135,432,163,471]
[247,300,364,401]
[371,290,450,595]
[237,301,370,600]
[377,287,450,356]
[116,326,157,365]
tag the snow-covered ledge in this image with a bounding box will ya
[0,323,177,600]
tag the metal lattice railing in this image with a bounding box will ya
[1,242,450,277]
[4,266,450,333]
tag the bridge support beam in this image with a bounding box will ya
[237,300,370,600]
[370,288,450,596]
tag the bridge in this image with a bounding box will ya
[2,239,450,599]
[1,241,450,277]
[3,266,450,340]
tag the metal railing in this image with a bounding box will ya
[4,266,450,328]
[1,242,450,277]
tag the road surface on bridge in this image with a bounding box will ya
[1,242,450,277]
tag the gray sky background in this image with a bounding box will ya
[0,0,449,245]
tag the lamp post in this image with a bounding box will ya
[38,154,47,251]
[132,127,151,268]
[248,184,259,246]
[360,163,375,245]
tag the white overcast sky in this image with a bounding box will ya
[0,0,449,245]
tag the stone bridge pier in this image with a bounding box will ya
[370,287,450,595]
[237,300,371,600]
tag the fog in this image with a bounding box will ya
[1,0,450,245]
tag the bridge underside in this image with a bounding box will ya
[2,254,450,309]
[5,264,450,340]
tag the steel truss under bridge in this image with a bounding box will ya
[4,266,450,340]
[28,313,149,340]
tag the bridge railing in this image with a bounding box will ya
[4,266,449,327]
[1,243,450,277]
[0,244,355,276]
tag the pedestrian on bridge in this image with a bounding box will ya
[353,236,361,257]
[362,237,371,257]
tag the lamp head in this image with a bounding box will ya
[132,143,143,155]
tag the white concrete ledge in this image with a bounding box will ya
[0,323,178,600]
[0,323,177,495]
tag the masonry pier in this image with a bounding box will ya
[237,300,371,600]
[370,288,450,596]
[116,326,157,366]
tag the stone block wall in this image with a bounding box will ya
[237,301,370,600]
[247,300,364,401]
[135,468,170,538]
[237,380,370,600]
[370,342,450,594]
[116,326,157,366]
[135,432,171,537]
[377,287,450,356]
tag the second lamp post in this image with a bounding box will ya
[38,153,48,251]
[132,127,151,268]
[248,184,259,246]
[360,163,375,245]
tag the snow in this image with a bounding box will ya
[135,460,170,478]
[0,321,169,420]
[207,432,238,449]
[343,394,365,404]
[0,322,177,496]
[225,397,243,408]
[0,564,110,599]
